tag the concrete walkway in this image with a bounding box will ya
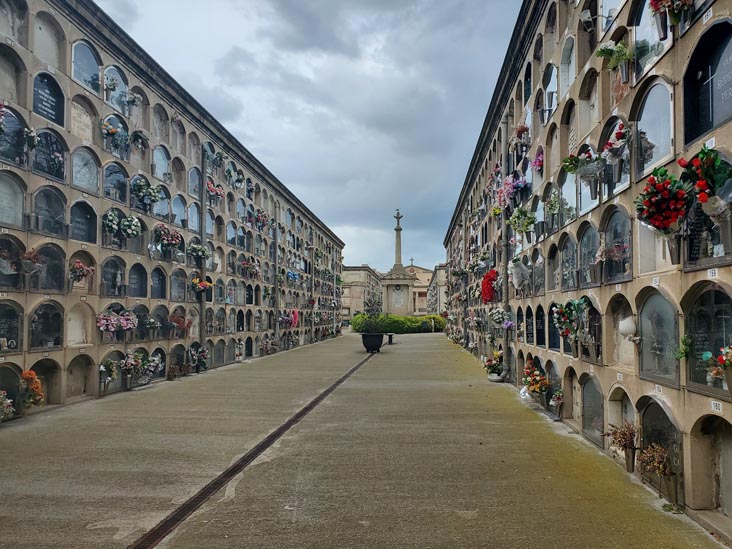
[0,333,720,548]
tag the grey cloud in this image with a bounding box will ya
[95,0,141,29]
[97,0,519,270]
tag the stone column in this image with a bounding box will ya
[394,209,403,267]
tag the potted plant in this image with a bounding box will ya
[635,167,694,265]
[638,442,677,505]
[508,207,537,236]
[595,41,634,84]
[678,147,732,253]
[606,422,638,473]
[522,360,549,406]
[354,297,385,353]
[14,370,45,416]
[649,0,694,39]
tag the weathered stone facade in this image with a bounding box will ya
[0,0,343,410]
[444,0,732,528]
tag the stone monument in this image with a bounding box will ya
[382,209,417,315]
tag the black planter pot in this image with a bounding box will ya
[666,235,681,265]
[361,333,384,353]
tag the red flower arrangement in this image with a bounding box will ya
[677,147,732,224]
[634,167,693,235]
[206,179,225,198]
[21,370,44,405]
[481,269,498,304]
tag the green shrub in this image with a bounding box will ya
[351,314,446,334]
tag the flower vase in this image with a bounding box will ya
[123,374,132,391]
[625,448,637,473]
[666,235,681,265]
[589,343,598,363]
[654,10,668,41]
[719,214,732,254]
[724,369,732,399]
[662,473,678,505]
[569,341,579,359]
[618,60,630,84]
[589,178,599,201]
[612,159,624,183]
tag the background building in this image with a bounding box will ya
[427,263,447,315]
[443,0,732,529]
[341,264,382,321]
[0,0,343,410]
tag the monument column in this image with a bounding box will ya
[394,209,403,268]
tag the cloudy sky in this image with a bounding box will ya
[96,0,520,272]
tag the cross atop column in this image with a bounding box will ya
[394,209,403,229]
[410,257,414,266]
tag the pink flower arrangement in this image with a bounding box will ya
[496,175,519,208]
[96,310,138,332]
[530,151,544,173]
[206,180,225,198]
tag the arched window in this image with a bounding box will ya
[600,118,630,198]
[100,257,125,296]
[29,302,63,349]
[171,196,186,227]
[152,185,170,220]
[684,23,732,144]
[582,377,604,446]
[559,37,575,97]
[30,188,61,237]
[528,249,543,296]
[104,66,128,112]
[525,307,534,344]
[635,83,672,176]
[72,41,100,93]
[32,131,66,181]
[558,171,577,226]
[215,279,225,303]
[152,104,170,143]
[29,245,64,292]
[188,203,200,233]
[578,225,600,288]
[0,301,22,352]
[128,263,148,298]
[548,302,560,350]
[0,0,26,44]
[103,162,127,203]
[686,153,732,266]
[71,148,99,192]
[543,64,558,122]
[633,0,671,78]
[546,244,559,291]
[581,301,602,363]
[560,236,577,291]
[69,202,97,243]
[152,146,170,181]
[188,168,202,198]
[151,267,166,299]
[523,63,532,105]
[639,292,678,386]
[205,210,215,238]
[0,237,23,289]
[686,287,732,395]
[536,305,546,347]
[226,222,236,246]
[576,147,599,214]
[0,108,24,165]
[604,209,632,282]
[101,115,128,159]
[170,270,187,302]
[33,73,64,126]
[0,172,24,227]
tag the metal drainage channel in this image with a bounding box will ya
[128,353,376,549]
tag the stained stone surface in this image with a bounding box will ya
[0,333,721,548]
